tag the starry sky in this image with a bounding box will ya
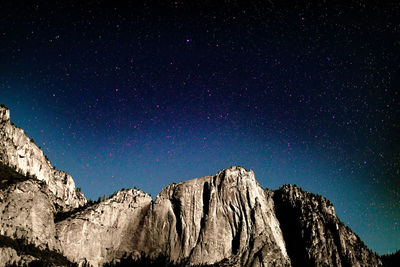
[1,1,399,254]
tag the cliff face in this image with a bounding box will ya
[0,106,86,212]
[0,105,386,266]
[0,179,57,250]
[273,185,382,267]
[52,167,290,267]
[0,106,85,266]
[55,189,152,266]
[133,166,291,267]
[0,178,74,266]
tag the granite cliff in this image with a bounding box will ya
[0,106,86,212]
[0,105,387,266]
[129,167,291,266]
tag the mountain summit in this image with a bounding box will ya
[0,106,385,266]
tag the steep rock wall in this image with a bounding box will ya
[0,180,58,250]
[0,106,86,211]
[55,189,152,266]
[133,166,291,266]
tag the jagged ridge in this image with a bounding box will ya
[274,184,381,267]
[0,105,387,266]
[0,105,86,211]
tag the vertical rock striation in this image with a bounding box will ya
[0,180,57,250]
[134,166,291,266]
[54,166,291,267]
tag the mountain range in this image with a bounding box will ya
[0,105,396,266]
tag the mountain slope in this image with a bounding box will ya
[130,166,291,266]
[274,185,381,267]
[0,105,86,211]
[55,188,152,266]
[0,105,386,266]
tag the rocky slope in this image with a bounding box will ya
[0,165,78,265]
[0,106,85,265]
[273,185,381,267]
[0,105,386,266]
[0,106,86,211]
[56,188,152,266]
[51,166,290,267]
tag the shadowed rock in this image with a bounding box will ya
[273,185,382,267]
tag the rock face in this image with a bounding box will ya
[133,167,291,266]
[0,178,75,266]
[0,179,57,250]
[0,106,85,266]
[0,105,386,266]
[52,167,290,267]
[273,185,382,267]
[56,189,152,266]
[0,106,86,212]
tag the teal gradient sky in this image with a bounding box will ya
[1,1,399,254]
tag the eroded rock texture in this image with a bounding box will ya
[0,166,76,266]
[0,106,84,266]
[0,179,57,250]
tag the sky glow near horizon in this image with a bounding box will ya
[1,1,399,254]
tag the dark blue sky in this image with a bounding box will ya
[1,1,399,254]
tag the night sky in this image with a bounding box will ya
[1,1,399,254]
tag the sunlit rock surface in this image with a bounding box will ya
[55,188,152,266]
[133,166,291,266]
[0,106,86,211]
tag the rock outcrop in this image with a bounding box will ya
[273,185,382,267]
[0,164,78,265]
[0,179,58,250]
[0,105,387,266]
[52,167,291,267]
[0,106,85,265]
[132,166,291,266]
[0,105,86,212]
[56,188,152,266]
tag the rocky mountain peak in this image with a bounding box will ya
[144,165,290,266]
[273,184,382,267]
[55,187,153,266]
[0,106,390,266]
[214,166,260,192]
[0,107,86,211]
[155,166,255,201]
[107,187,151,203]
[216,165,255,181]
